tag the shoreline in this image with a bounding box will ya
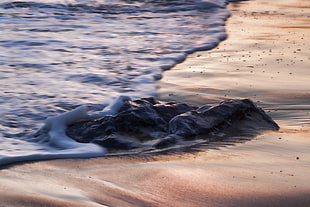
[1,0,309,206]
[158,0,310,128]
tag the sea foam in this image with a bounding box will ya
[0,96,132,166]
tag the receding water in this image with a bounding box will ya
[0,0,232,165]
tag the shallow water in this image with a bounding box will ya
[0,0,233,165]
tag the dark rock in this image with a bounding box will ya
[169,99,279,137]
[92,135,139,150]
[66,97,279,151]
[67,97,196,144]
[153,134,182,149]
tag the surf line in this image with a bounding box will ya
[35,96,131,149]
[0,96,131,167]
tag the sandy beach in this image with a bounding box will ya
[0,0,309,206]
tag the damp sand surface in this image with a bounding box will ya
[0,0,310,206]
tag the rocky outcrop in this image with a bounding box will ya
[66,97,279,151]
[169,99,279,137]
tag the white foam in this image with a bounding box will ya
[87,95,131,119]
[0,96,131,166]
[0,139,105,167]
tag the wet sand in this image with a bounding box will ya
[0,0,309,206]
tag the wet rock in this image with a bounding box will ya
[153,134,182,149]
[92,135,139,150]
[169,99,279,137]
[66,97,279,151]
[67,97,196,144]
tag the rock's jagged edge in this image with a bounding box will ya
[67,98,279,152]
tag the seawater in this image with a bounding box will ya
[0,0,232,165]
